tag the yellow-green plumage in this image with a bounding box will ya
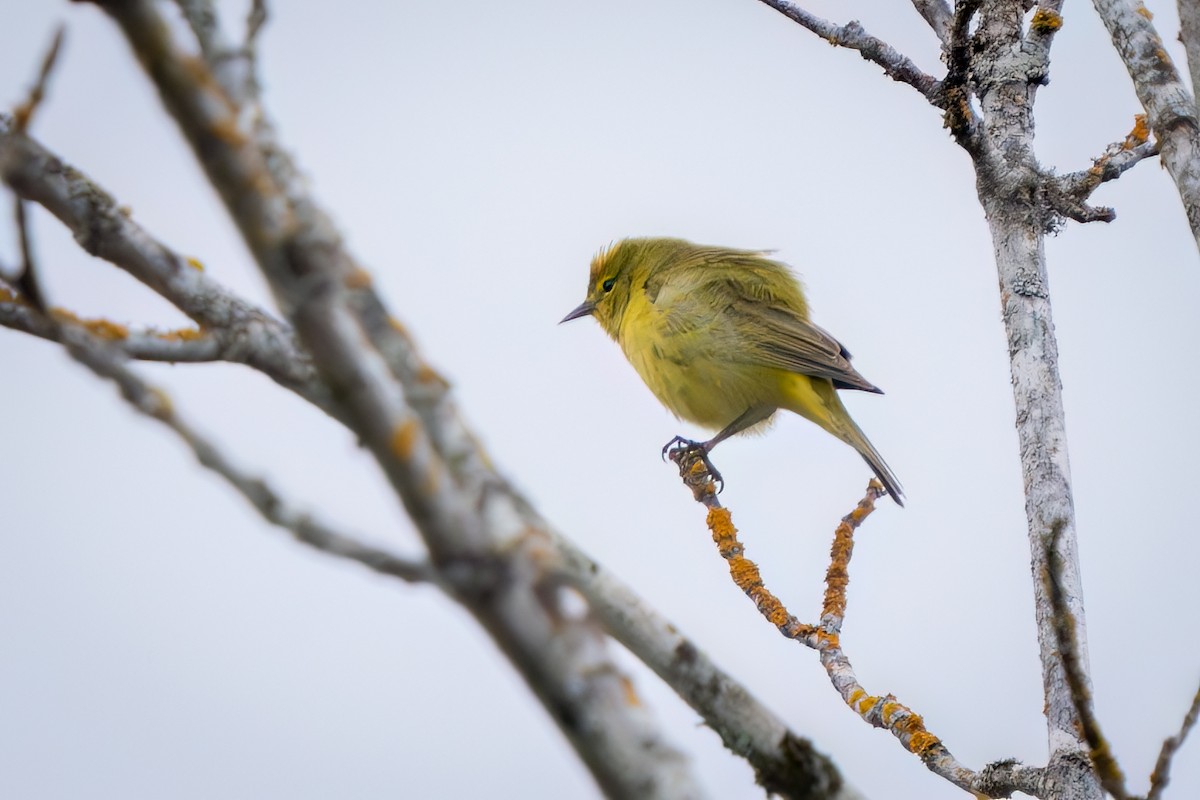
[562,237,904,506]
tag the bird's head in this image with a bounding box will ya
[560,238,659,337]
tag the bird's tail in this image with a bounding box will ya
[781,375,905,506]
[840,415,905,507]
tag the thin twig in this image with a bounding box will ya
[12,26,65,133]
[1147,678,1200,800]
[13,200,47,313]
[51,316,437,585]
[1054,115,1159,222]
[1045,520,1129,799]
[754,0,940,101]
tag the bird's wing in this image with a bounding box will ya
[729,300,881,393]
[646,257,881,393]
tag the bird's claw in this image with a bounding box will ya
[661,436,724,493]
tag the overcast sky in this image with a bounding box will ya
[3,1,1199,798]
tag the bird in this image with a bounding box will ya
[560,236,904,506]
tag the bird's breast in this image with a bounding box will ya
[617,292,780,430]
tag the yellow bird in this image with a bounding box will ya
[561,237,903,506]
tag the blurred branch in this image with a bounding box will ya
[0,290,222,362]
[47,313,438,586]
[92,0,714,794]
[550,533,849,799]
[0,118,337,413]
[1092,0,1200,252]
[12,25,65,133]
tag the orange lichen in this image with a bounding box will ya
[156,326,206,341]
[855,693,880,715]
[416,363,449,388]
[1127,114,1150,147]
[344,268,373,289]
[704,507,816,640]
[185,256,205,271]
[49,308,130,340]
[620,675,641,707]
[1136,3,1153,20]
[1030,7,1063,33]
[390,418,418,459]
[0,285,17,303]
[50,308,130,340]
[85,319,130,340]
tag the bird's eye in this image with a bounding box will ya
[602,278,616,292]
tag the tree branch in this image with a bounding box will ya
[1092,0,1200,251]
[754,1,940,101]
[1147,678,1200,800]
[0,119,335,412]
[666,451,1047,798]
[911,0,952,46]
[47,314,438,586]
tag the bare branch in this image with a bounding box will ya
[755,1,940,101]
[12,25,65,133]
[46,316,437,586]
[13,200,48,312]
[1045,521,1130,800]
[1147,678,1200,800]
[911,0,952,46]
[1092,0,1200,251]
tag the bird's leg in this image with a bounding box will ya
[663,436,725,492]
[661,406,774,492]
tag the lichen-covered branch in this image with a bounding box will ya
[1052,116,1157,223]
[1093,0,1200,251]
[0,290,220,362]
[668,451,1045,798]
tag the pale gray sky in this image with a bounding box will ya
[3,1,1199,798]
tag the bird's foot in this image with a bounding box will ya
[662,436,724,493]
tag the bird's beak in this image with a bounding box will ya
[559,300,595,324]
